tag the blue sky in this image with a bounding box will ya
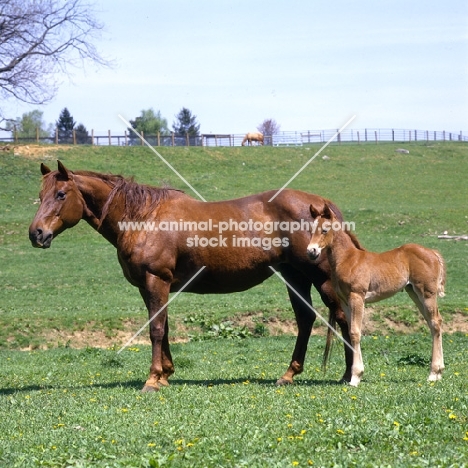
[3,0,468,135]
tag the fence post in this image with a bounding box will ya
[443,131,445,141]
[374,131,378,144]
[73,130,76,145]
[157,132,160,147]
[35,127,39,143]
[91,129,94,146]
[124,130,128,146]
[55,127,58,145]
[357,131,360,144]
[186,133,189,147]
[171,132,175,146]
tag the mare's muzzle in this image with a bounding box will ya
[29,227,53,249]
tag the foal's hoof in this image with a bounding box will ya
[276,378,294,386]
[141,384,159,393]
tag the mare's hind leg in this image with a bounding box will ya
[405,285,444,381]
[315,278,353,383]
[276,265,315,385]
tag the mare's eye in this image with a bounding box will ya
[57,190,66,201]
[321,227,329,234]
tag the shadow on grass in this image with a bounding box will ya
[0,377,346,395]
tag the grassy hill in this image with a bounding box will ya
[1,141,467,349]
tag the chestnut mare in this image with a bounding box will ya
[29,162,354,392]
[241,132,264,146]
[307,204,446,387]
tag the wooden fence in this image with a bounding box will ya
[1,128,466,147]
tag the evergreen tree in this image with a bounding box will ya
[56,108,76,143]
[75,123,89,144]
[172,108,200,136]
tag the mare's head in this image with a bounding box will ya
[29,161,90,248]
[306,204,336,261]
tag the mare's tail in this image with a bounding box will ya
[322,308,336,372]
[435,251,446,298]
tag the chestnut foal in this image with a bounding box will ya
[307,204,446,387]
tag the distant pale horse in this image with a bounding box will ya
[241,132,264,146]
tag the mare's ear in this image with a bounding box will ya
[41,163,51,175]
[57,160,71,180]
[309,204,321,218]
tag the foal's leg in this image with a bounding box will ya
[405,285,444,381]
[276,265,315,385]
[139,276,175,392]
[346,292,365,387]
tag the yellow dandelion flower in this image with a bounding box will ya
[308,460,314,466]
[292,461,299,466]
[300,430,307,435]
[449,413,457,420]
[393,421,400,427]
[148,443,156,447]
[336,429,345,435]
[277,437,283,442]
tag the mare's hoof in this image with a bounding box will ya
[276,378,293,386]
[141,384,159,393]
[158,378,170,387]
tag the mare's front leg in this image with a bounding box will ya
[139,275,174,392]
[316,279,353,383]
[276,266,315,385]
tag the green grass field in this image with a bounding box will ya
[1,142,467,466]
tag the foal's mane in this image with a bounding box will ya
[327,201,365,251]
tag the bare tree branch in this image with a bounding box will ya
[0,0,111,113]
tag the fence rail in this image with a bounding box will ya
[1,128,466,147]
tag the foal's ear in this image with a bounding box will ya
[40,163,51,175]
[57,160,71,180]
[323,204,334,220]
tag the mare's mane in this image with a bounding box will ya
[42,169,183,223]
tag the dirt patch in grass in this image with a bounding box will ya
[13,309,467,351]
[7,144,74,160]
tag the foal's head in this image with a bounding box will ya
[306,204,336,261]
[29,161,91,248]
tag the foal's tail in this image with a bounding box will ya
[435,250,446,298]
